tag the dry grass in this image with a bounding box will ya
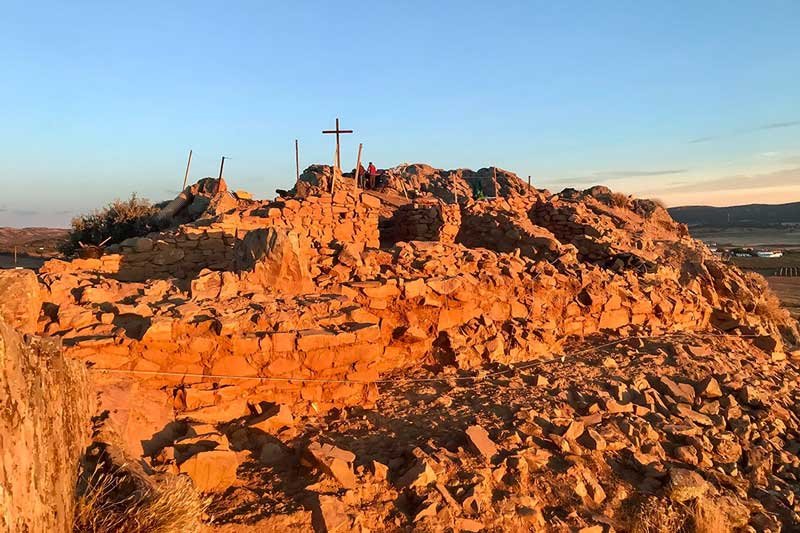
[626,495,739,533]
[744,271,792,323]
[629,496,688,533]
[610,192,630,209]
[73,462,207,533]
[690,498,729,533]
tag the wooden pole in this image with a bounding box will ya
[330,147,337,193]
[295,139,300,185]
[182,149,193,190]
[354,143,363,193]
[528,175,531,193]
[492,166,499,197]
[13,246,17,267]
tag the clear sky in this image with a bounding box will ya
[1,1,799,227]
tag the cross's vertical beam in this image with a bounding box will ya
[322,118,353,174]
[182,149,193,191]
[218,156,227,180]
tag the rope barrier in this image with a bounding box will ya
[87,332,765,386]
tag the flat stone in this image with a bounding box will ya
[466,425,498,461]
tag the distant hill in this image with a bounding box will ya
[668,201,800,227]
[0,227,68,257]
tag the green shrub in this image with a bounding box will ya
[64,194,158,254]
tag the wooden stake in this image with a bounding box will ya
[330,147,337,193]
[295,139,300,185]
[528,175,531,194]
[492,166,499,197]
[182,149,193,190]
[354,143,363,194]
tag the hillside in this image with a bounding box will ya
[2,164,800,532]
[0,226,68,257]
[669,201,800,227]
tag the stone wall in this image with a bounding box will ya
[40,190,381,282]
[0,319,92,533]
[381,200,460,244]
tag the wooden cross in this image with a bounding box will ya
[322,117,353,171]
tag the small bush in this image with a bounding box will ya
[74,461,207,533]
[64,194,158,255]
[610,192,631,209]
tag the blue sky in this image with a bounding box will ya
[1,1,799,226]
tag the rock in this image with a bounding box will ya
[305,442,356,489]
[312,494,349,533]
[0,269,41,333]
[658,376,695,404]
[234,228,313,294]
[665,468,708,502]
[249,404,294,433]
[337,243,363,267]
[466,425,498,461]
[675,404,713,426]
[579,428,607,451]
[696,376,722,399]
[0,320,91,532]
[396,450,438,489]
[562,420,585,441]
[179,449,240,492]
[753,334,781,354]
[456,518,485,531]
[738,385,766,407]
[672,445,699,466]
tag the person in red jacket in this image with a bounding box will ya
[367,162,378,189]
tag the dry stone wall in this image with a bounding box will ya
[40,190,381,282]
[381,200,460,244]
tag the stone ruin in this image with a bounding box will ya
[3,162,800,530]
[31,164,797,435]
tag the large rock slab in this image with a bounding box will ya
[0,320,92,532]
[0,269,41,333]
[234,228,312,294]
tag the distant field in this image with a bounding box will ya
[0,254,47,270]
[686,226,800,323]
[689,227,800,248]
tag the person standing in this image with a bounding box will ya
[367,162,378,189]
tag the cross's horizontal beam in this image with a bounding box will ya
[322,129,353,134]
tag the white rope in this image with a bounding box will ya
[87,332,766,385]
